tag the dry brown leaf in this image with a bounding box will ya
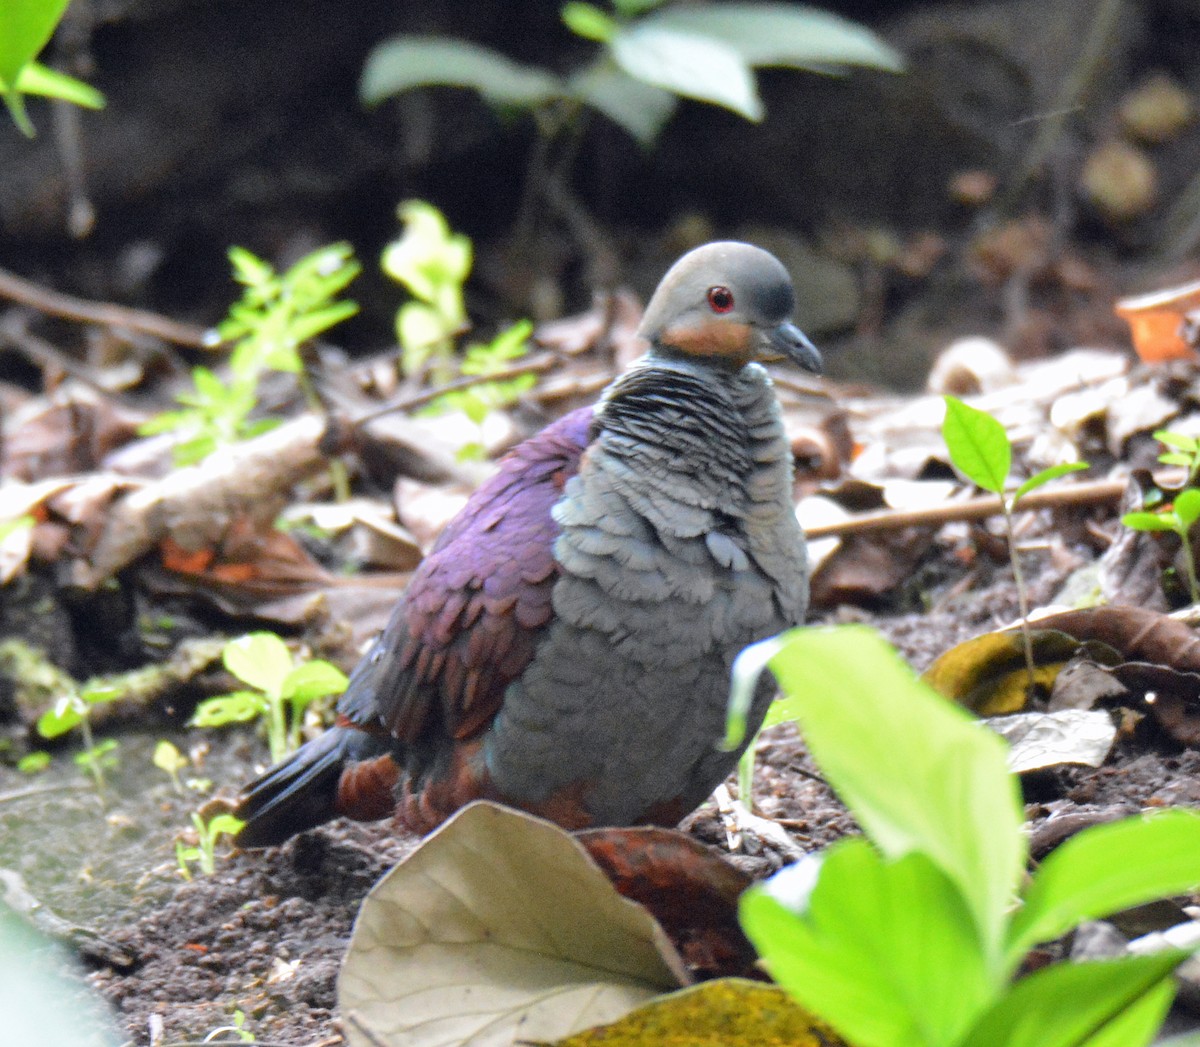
[576,827,754,980]
[339,802,688,1047]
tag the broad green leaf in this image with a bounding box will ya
[732,626,1024,965]
[1013,461,1089,505]
[0,0,70,87]
[1121,511,1178,532]
[1160,452,1196,468]
[610,23,762,121]
[960,952,1182,1047]
[14,61,104,109]
[37,698,83,739]
[645,3,904,73]
[1154,430,1200,452]
[568,58,678,145]
[1175,487,1200,529]
[361,35,563,108]
[340,802,686,1047]
[222,632,294,694]
[562,2,618,43]
[741,841,996,1047]
[283,660,349,705]
[189,691,266,727]
[942,396,1010,494]
[1005,809,1200,971]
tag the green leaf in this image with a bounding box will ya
[205,813,245,840]
[222,633,294,694]
[1121,511,1179,532]
[0,0,69,84]
[942,396,1011,494]
[610,23,763,121]
[15,61,104,109]
[283,660,349,705]
[1005,809,1200,971]
[17,751,50,774]
[1174,487,1200,529]
[645,3,904,73]
[285,301,359,347]
[732,626,1024,966]
[960,952,1182,1047]
[1154,430,1200,453]
[562,2,618,42]
[1159,452,1196,468]
[37,699,83,739]
[1013,461,1089,505]
[383,200,472,323]
[361,35,563,108]
[189,691,267,727]
[568,58,678,145]
[153,740,188,775]
[398,301,453,354]
[741,841,996,1047]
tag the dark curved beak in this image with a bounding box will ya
[765,322,822,374]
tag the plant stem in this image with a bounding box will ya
[1002,500,1039,696]
[1181,527,1200,605]
[77,712,106,795]
[268,692,287,764]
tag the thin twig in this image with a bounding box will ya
[0,781,90,805]
[353,352,560,425]
[804,478,1127,539]
[0,266,210,347]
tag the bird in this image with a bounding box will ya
[233,241,821,847]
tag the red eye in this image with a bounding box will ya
[707,286,735,313]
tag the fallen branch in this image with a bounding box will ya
[805,478,1127,539]
[0,266,210,348]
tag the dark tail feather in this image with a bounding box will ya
[234,727,389,848]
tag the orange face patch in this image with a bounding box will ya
[660,320,754,363]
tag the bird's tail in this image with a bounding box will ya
[233,726,393,848]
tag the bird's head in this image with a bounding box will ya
[638,241,822,374]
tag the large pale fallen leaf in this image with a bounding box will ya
[339,802,688,1047]
[543,979,844,1046]
[991,709,1117,774]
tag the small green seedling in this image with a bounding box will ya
[38,681,125,793]
[200,1008,255,1044]
[153,739,189,794]
[728,625,1200,1047]
[425,320,538,460]
[190,632,348,763]
[384,200,471,381]
[942,395,1088,692]
[384,202,538,456]
[139,243,360,484]
[1152,429,1200,485]
[176,811,244,879]
[0,0,105,137]
[16,751,50,774]
[1123,488,1200,606]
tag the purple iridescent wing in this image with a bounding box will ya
[336,407,594,743]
